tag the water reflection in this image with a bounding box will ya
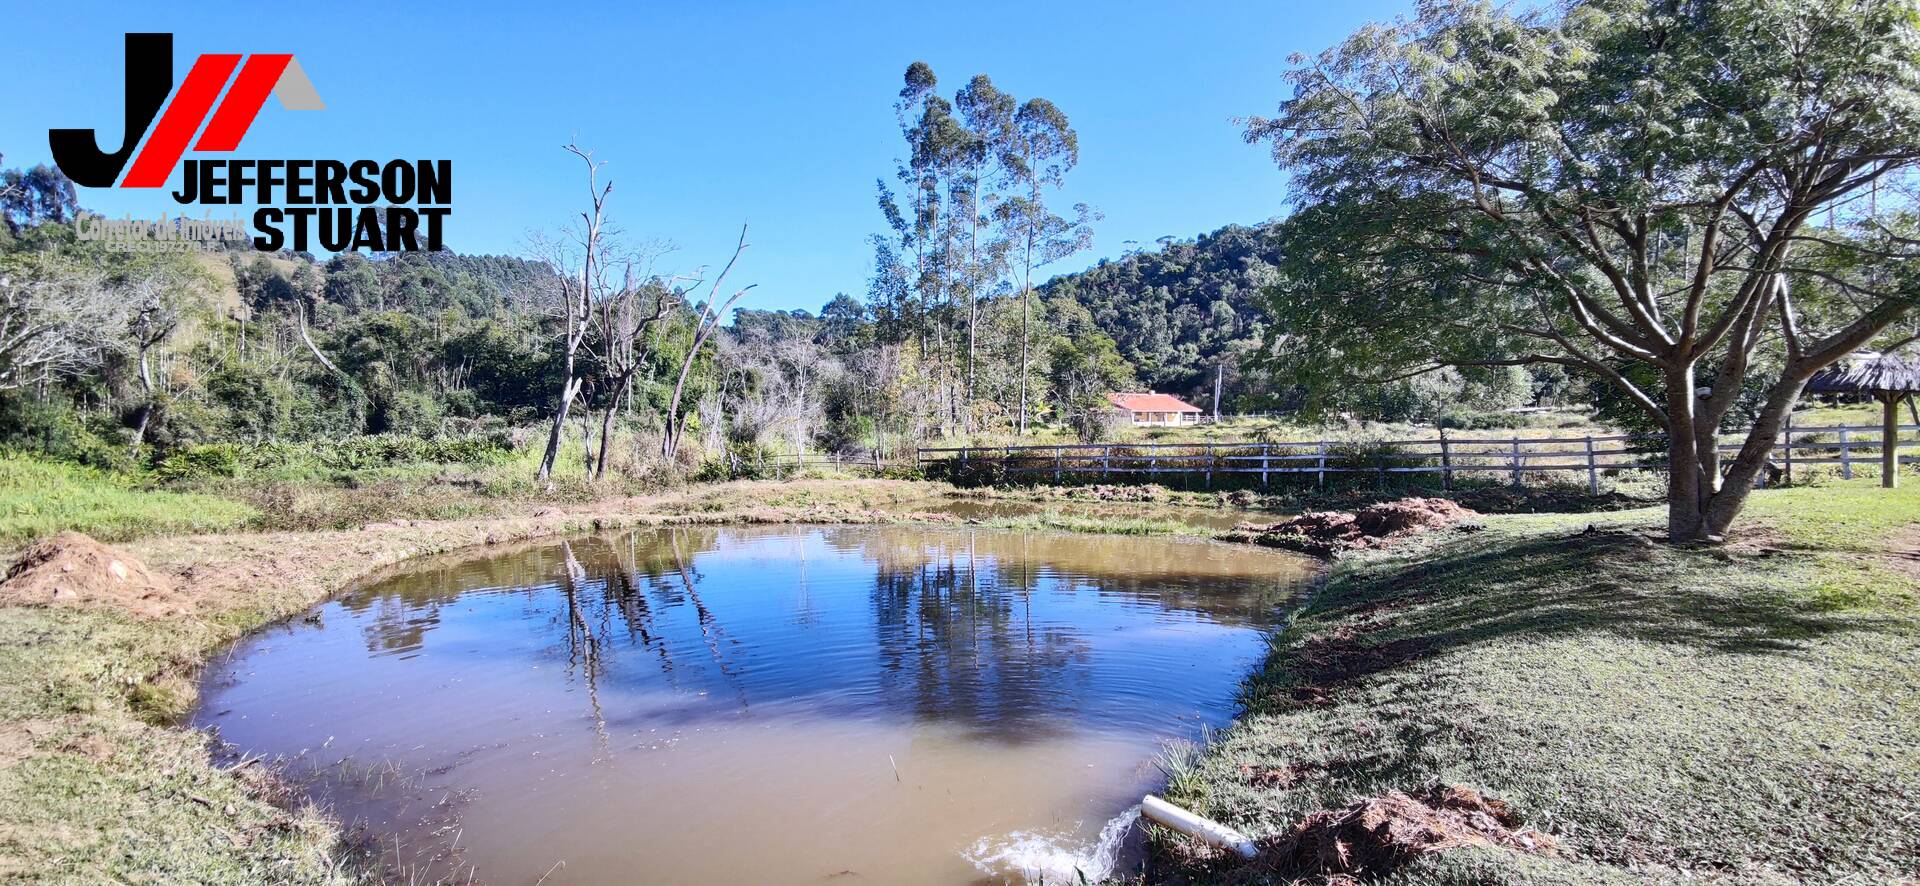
[202,525,1310,884]
[327,528,1297,739]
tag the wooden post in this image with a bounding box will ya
[1204,445,1213,489]
[1439,430,1453,491]
[1103,446,1111,479]
[1315,441,1327,489]
[1884,394,1901,489]
[1840,428,1852,480]
[1510,436,1523,487]
[1585,436,1598,495]
[1054,446,1063,481]
[1260,444,1270,486]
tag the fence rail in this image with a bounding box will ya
[762,452,912,474]
[915,423,1920,492]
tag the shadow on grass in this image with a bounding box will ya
[1258,528,1902,709]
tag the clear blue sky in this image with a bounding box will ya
[1,0,1410,312]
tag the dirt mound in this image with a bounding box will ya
[1267,784,1557,878]
[1234,498,1476,555]
[0,532,188,618]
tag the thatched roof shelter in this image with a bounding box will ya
[1805,351,1918,488]
[1807,351,1920,395]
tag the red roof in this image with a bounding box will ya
[1106,392,1202,413]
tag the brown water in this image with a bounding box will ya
[195,525,1312,884]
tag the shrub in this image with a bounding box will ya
[1435,408,1529,430]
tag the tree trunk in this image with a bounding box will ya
[128,351,155,458]
[592,373,634,480]
[1663,365,1705,541]
[1017,286,1031,435]
[538,371,582,482]
[129,402,154,457]
[1699,373,1809,540]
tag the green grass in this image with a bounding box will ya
[0,454,256,548]
[1160,479,1920,884]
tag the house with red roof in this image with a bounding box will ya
[1105,391,1204,426]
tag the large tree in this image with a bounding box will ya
[1251,0,1920,541]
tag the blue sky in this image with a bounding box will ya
[1,0,1410,312]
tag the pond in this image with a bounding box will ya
[195,525,1313,884]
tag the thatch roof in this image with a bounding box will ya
[1807,351,1920,395]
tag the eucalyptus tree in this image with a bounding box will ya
[996,98,1095,434]
[1251,0,1920,541]
[954,75,1016,413]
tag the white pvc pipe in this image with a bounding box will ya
[1140,794,1258,859]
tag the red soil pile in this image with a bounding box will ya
[1268,784,1558,878]
[1234,497,1477,555]
[0,532,188,618]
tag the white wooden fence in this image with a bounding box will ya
[915,422,1919,492]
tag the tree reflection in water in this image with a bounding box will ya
[331,525,1302,740]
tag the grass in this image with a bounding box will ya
[0,453,256,549]
[1157,479,1920,883]
[975,512,1206,536]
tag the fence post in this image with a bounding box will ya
[1315,441,1327,489]
[1840,428,1852,480]
[1103,446,1111,479]
[1585,436,1598,495]
[1261,444,1270,486]
[1439,430,1453,491]
[1510,436,1523,487]
[1204,445,1213,488]
[1054,446,1063,481]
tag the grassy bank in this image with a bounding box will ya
[1158,480,1920,883]
[0,454,257,548]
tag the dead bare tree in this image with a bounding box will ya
[0,268,127,392]
[585,256,680,479]
[122,275,182,456]
[662,224,753,460]
[534,142,614,484]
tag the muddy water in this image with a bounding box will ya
[195,526,1312,884]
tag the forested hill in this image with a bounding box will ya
[1041,221,1281,408]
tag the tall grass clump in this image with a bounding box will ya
[0,452,256,546]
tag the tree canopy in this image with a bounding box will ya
[1251,0,1920,540]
